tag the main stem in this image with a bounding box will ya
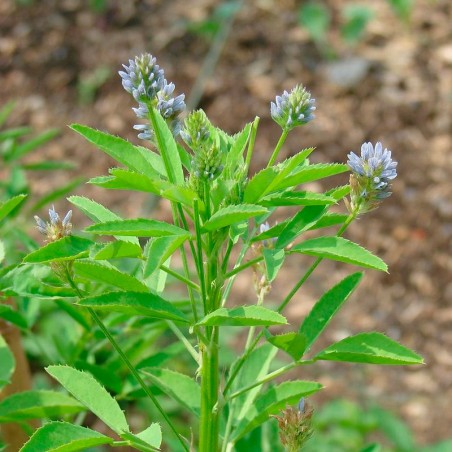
[199,182,221,451]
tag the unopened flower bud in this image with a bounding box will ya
[180,109,211,150]
[271,85,316,131]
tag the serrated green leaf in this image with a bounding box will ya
[244,148,314,203]
[150,109,184,184]
[261,191,336,207]
[262,248,285,282]
[74,260,148,292]
[143,235,189,277]
[20,422,113,452]
[273,163,349,192]
[0,335,15,390]
[70,124,161,178]
[308,212,348,231]
[68,195,139,244]
[300,273,363,351]
[0,390,84,422]
[289,237,387,271]
[78,291,189,323]
[232,343,278,422]
[314,332,424,365]
[0,304,28,329]
[197,306,287,327]
[85,218,188,237]
[23,236,93,263]
[0,194,27,222]
[265,331,307,361]
[141,368,201,416]
[94,240,143,260]
[46,366,129,434]
[275,205,326,249]
[74,361,122,394]
[231,380,323,442]
[203,205,268,231]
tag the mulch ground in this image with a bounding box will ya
[1,0,451,445]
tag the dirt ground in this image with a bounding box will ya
[1,0,451,446]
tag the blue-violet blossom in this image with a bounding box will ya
[34,206,72,242]
[347,141,398,214]
[271,85,316,131]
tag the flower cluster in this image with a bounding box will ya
[271,85,316,131]
[119,53,185,142]
[180,110,211,150]
[34,206,72,242]
[272,398,314,451]
[347,141,398,214]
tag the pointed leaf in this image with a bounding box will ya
[78,291,189,323]
[300,273,363,351]
[231,380,323,441]
[290,237,388,271]
[150,108,184,184]
[68,196,138,244]
[262,248,285,282]
[21,422,113,452]
[74,260,148,292]
[94,240,142,260]
[23,236,93,263]
[224,123,252,177]
[0,390,84,422]
[197,306,287,327]
[275,205,327,249]
[314,332,424,365]
[141,368,201,416]
[46,365,129,434]
[86,219,188,238]
[0,335,14,390]
[0,194,27,222]
[143,235,189,277]
[265,331,307,361]
[202,205,268,231]
[261,191,336,207]
[70,124,160,178]
[273,163,349,191]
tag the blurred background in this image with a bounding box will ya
[1,0,451,447]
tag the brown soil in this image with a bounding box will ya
[1,0,451,446]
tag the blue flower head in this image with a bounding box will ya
[119,53,185,142]
[347,142,398,214]
[34,206,72,242]
[271,85,316,131]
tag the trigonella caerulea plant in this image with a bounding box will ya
[19,53,422,452]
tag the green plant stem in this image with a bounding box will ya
[267,129,289,167]
[160,264,200,291]
[199,183,221,452]
[65,271,188,452]
[224,255,263,279]
[227,361,313,402]
[223,211,357,395]
[167,321,199,363]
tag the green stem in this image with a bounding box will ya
[267,129,289,167]
[65,272,188,451]
[167,321,199,364]
[160,265,200,291]
[224,255,263,279]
